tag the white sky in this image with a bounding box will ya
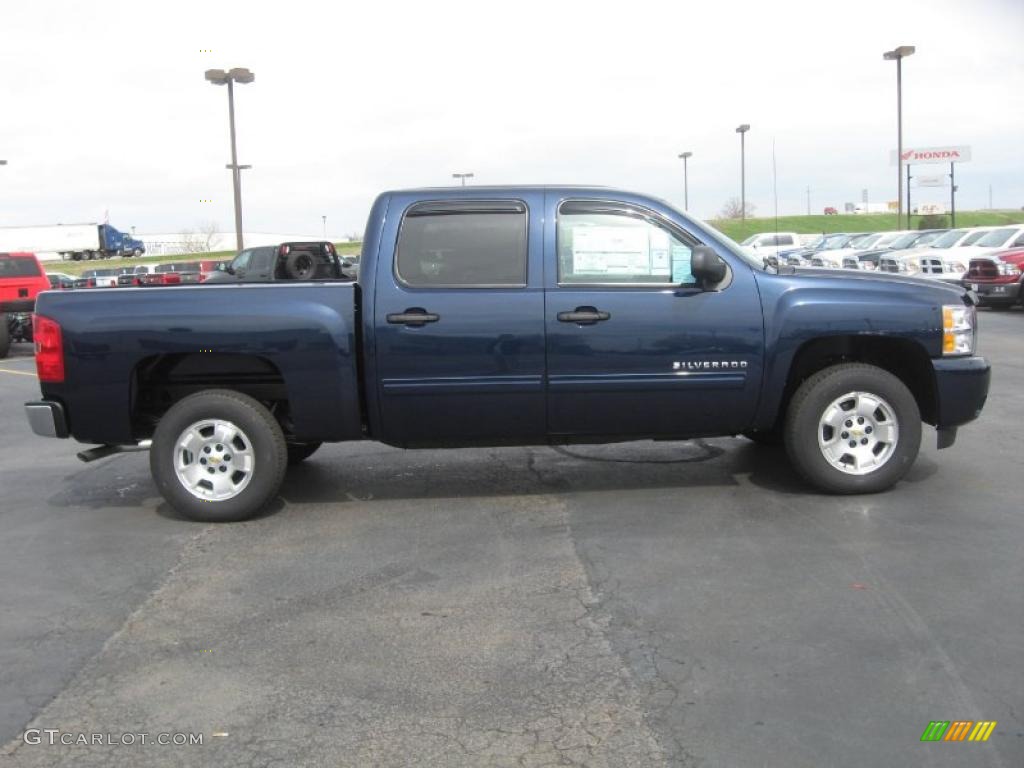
[2,0,1022,237]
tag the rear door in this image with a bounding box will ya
[543,194,764,438]
[373,194,545,446]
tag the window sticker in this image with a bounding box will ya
[571,226,651,275]
[671,245,694,283]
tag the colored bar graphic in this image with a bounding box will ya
[921,722,949,742]
[944,721,973,741]
[968,722,997,742]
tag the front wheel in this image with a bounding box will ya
[784,363,921,494]
[150,390,287,522]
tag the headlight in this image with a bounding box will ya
[947,262,966,274]
[902,258,920,274]
[943,304,975,356]
[997,261,1021,276]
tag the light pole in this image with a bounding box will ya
[735,124,750,220]
[677,152,692,211]
[322,215,327,239]
[452,172,474,186]
[883,45,915,229]
[205,67,254,252]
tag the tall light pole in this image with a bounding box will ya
[452,172,474,186]
[677,152,692,211]
[735,125,750,220]
[205,67,254,252]
[883,45,915,229]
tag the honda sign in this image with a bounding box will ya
[890,145,972,165]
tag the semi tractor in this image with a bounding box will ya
[0,223,146,261]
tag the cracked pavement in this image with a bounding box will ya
[1,309,1023,766]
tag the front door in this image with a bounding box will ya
[544,195,764,439]
[374,194,546,446]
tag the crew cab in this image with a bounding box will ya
[1,251,50,357]
[964,248,1024,308]
[24,186,991,522]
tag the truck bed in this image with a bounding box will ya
[34,282,363,445]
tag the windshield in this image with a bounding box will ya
[975,228,1016,247]
[929,229,966,248]
[888,232,920,250]
[961,230,988,245]
[0,256,42,277]
[913,231,942,246]
[822,235,852,250]
[852,234,881,249]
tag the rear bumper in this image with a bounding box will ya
[1,299,35,313]
[932,356,990,435]
[24,400,69,439]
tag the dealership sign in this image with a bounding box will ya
[891,145,972,165]
[916,174,948,187]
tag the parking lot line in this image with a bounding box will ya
[0,367,37,377]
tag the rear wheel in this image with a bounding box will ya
[784,363,921,494]
[284,251,316,280]
[287,441,322,465]
[150,390,287,522]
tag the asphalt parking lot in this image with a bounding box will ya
[0,309,1021,768]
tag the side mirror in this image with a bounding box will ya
[225,265,236,275]
[691,246,727,288]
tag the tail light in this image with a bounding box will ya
[162,273,181,285]
[33,315,65,383]
[279,245,290,256]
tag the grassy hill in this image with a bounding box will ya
[50,242,362,277]
[710,210,1024,242]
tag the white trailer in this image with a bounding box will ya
[0,223,145,261]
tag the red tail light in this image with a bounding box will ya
[162,273,181,285]
[33,315,65,383]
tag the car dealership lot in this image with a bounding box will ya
[0,312,1021,767]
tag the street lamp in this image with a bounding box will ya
[452,172,474,186]
[883,45,915,229]
[677,152,692,211]
[205,67,255,252]
[736,124,750,220]
[322,215,327,239]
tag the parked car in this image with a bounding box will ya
[139,262,203,286]
[73,268,120,289]
[739,232,804,258]
[964,248,1024,308]
[24,186,989,522]
[783,233,863,266]
[895,227,1000,283]
[811,232,893,268]
[921,227,1024,283]
[1,251,50,357]
[204,242,343,283]
[824,207,838,215]
[46,272,76,290]
[117,264,158,287]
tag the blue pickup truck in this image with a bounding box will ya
[25,187,990,522]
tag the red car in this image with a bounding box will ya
[0,251,51,357]
[964,248,1024,309]
[823,207,839,215]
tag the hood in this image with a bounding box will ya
[788,266,969,302]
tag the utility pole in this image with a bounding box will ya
[883,46,915,232]
[322,215,327,239]
[678,152,692,211]
[736,124,750,220]
[452,173,474,186]
[806,186,811,215]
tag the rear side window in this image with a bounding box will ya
[0,256,42,277]
[251,250,273,271]
[396,201,528,287]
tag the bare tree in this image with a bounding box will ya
[717,197,757,220]
[178,229,206,255]
[199,220,219,252]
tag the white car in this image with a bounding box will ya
[810,232,891,268]
[740,232,803,258]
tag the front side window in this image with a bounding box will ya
[232,250,252,270]
[557,203,696,285]
[396,201,527,287]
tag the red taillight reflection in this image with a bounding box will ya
[33,315,64,383]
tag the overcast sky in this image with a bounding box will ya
[2,0,1022,238]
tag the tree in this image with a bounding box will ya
[199,220,219,252]
[178,221,220,255]
[718,197,756,220]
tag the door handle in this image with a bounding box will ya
[557,307,610,325]
[387,309,440,327]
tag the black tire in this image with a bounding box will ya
[784,363,921,494]
[0,315,9,359]
[150,389,287,522]
[133,249,143,257]
[287,441,322,465]
[284,251,316,280]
